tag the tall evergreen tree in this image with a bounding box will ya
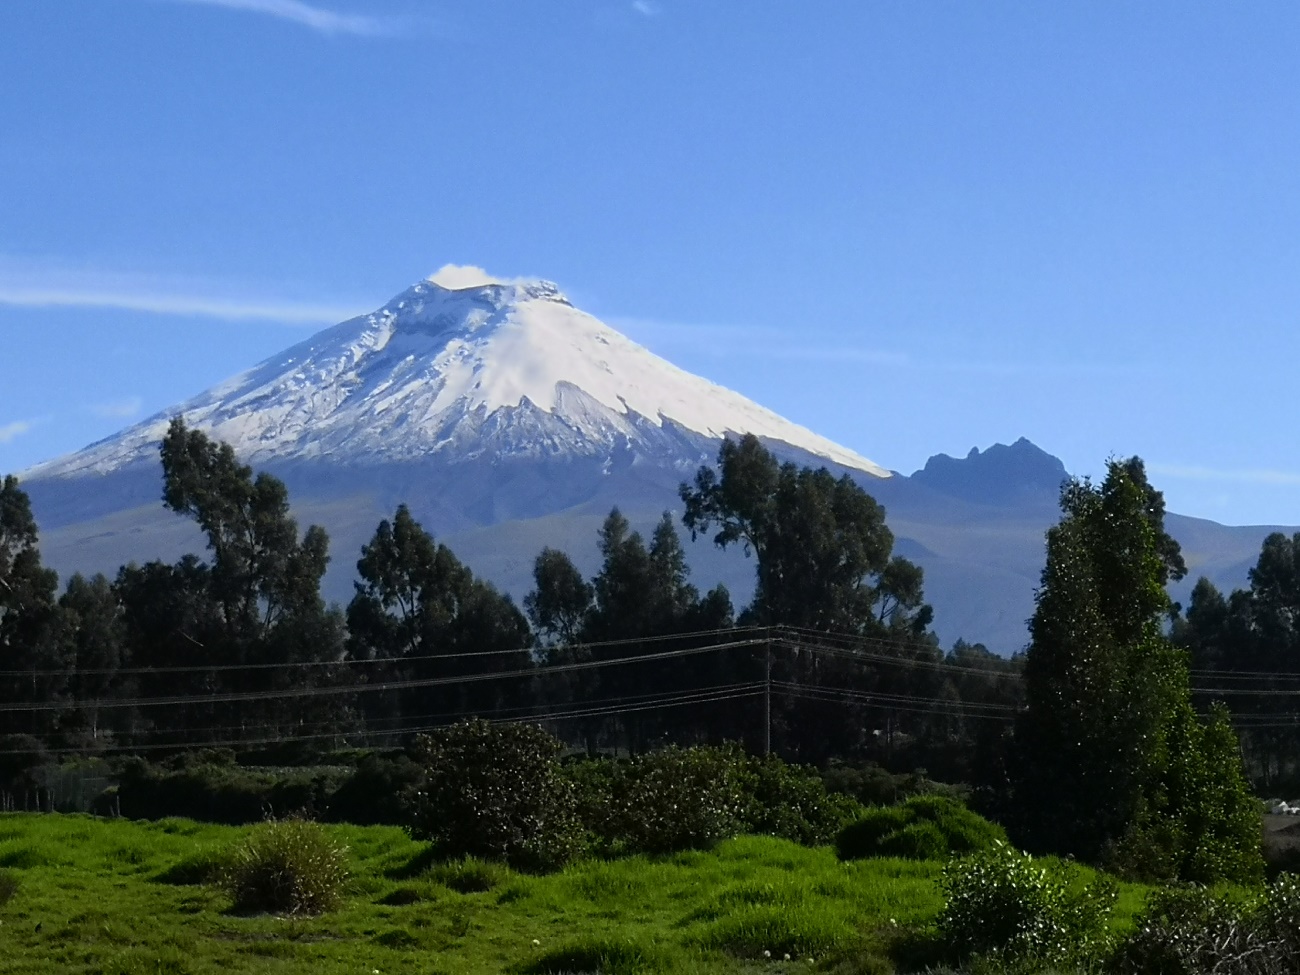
[1011,458,1260,883]
[0,475,63,742]
[1176,534,1300,790]
[56,573,126,747]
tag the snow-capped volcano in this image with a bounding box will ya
[32,270,889,479]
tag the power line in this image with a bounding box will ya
[0,682,769,756]
[0,637,767,713]
[0,625,761,678]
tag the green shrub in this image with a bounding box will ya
[407,720,583,872]
[116,758,348,825]
[326,752,424,826]
[837,795,1006,862]
[1108,885,1258,975]
[937,843,1117,967]
[1259,873,1300,967]
[0,868,19,906]
[220,818,349,916]
[740,753,864,846]
[567,748,859,854]
[820,761,965,807]
[609,745,748,855]
[562,757,623,853]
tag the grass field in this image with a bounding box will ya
[0,814,1149,974]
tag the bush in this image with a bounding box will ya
[567,747,860,855]
[608,745,749,855]
[220,817,350,916]
[837,795,1006,862]
[740,753,864,846]
[407,720,583,872]
[1105,880,1300,975]
[115,758,348,825]
[820,761,965,807]
[1108,886,1249,975]
[326,752,424,826]
[937,843,1116,967]
[563,757,623,853]
[1259,873,1300,968]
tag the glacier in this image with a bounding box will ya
[30,275,888,480]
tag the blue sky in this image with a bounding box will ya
[3,1,1300,525]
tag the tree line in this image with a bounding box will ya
[0,420,1018,777]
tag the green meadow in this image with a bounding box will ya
[0,813,1153,975]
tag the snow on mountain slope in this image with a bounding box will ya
[30,272,889,479]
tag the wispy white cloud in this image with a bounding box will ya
[631,0,662,16]
[0,258,367,325]
[0,285,363,325]
[91,397,145,420]
[160,0,412,37]
[0,421,33,445]
[1149,463,1300,487]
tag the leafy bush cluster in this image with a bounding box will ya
[105,751,421,826]
[836,794,1007,862]
[936,842,1118,968]
[406,720,584,872]
[819,760,965,808]
[114,753,350,825]
[742,753,863,847]
[586,745,750,856]
[1110,877,1300,975]
[220,817,349,916]
[401,725,865,868]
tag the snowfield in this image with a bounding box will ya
[29,274,889,479]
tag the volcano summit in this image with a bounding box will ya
[32,271,886,480]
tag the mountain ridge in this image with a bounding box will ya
[17,271,1296,654]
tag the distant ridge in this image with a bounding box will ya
[910,437,1068,507]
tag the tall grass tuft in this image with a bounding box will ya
[219,818,349,916]
[518,936,667,975]
[0,868,19,906]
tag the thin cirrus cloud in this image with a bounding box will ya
[631,1,663,15]
[0,281,364,326]
[0,421,33,445]
[158,0,416,37]
[1149,463,1300,487]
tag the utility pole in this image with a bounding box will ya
[763,628,772,757]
